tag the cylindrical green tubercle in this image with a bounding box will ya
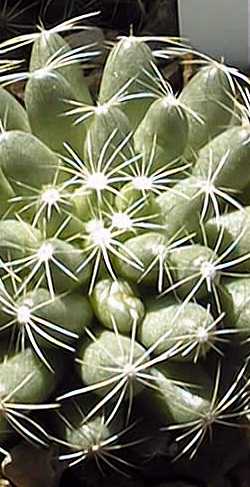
[147,362,212,425]
[0,86,30,133]
[223,277,250,340]
[58,395,125,468]
[134,94,189,173]
[139,296,215,361]
[77,328,147,398]
[168,243,219,300]
[115,181,162,234]
[0,130,60,194]
[156,175,212,239]
[99,36,156,129]
[15,287,93,348]
[0,166,15,217]
[114,232,172,290]
[204,207,250,273]
[25,70,86,156]
[0,347,58,442]
[90,277,145,334]
[27,236,91,294]
[179,64,235,160]
[0,347,58,402]
[84,104,132,171]
[193,125,250,191]
[0,219,41,263]
[29,30,92,105]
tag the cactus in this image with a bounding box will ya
[0,11,249,487]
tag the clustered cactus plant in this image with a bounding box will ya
[0,9,250,487]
